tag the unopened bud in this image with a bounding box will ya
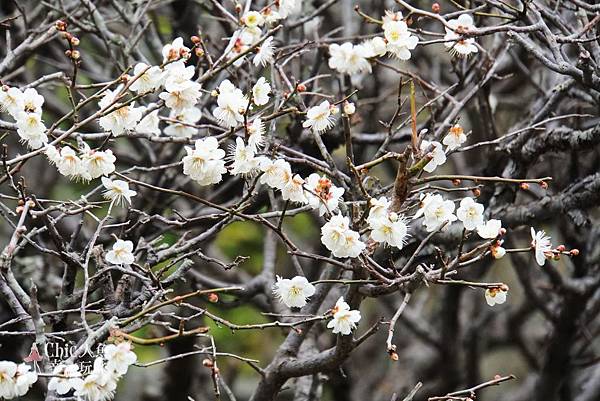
[15,205,24,214]
[61,31,72,40]
[71,50,80,60]
[432,3,441,13]
[520,182,530,190]
[499,228,507,236]
[202,359,214,368]
[343,101,355,115]
[556,245,566,252]
[553,254,561,261]
[64,50,72,58]
[500,284,509,292]
[207,293,219,303]
[195,48,204,57]
[452,179,461,186]
[570,249,579,256]
[296,83,306,92]
[55,20,67,31]
[390,352,399,361]
[191,35,201,44]
[70,37,80,46]
[2,85,9,91]
[472,188,481,197]
[235,3,242,14]
[540,181,548,189]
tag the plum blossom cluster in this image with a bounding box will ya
[327,297,361,335]
[0,87,48,149]
[327,10,419,77]
[47,341,137,401]
[0,342,136,400]
[180,117,348,221]
[414,193,504,240]
[272,281,362,336]
[45,143,116,181]
[367,197,410,249]
[326,8,481,81]
[0,361,37,400]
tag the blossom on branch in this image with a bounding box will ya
[273,275,316,308]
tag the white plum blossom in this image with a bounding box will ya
[242,11,265,28]
[281,174,308,203]
[303,100,335,133]
[164,107,202,138]
[51,146,88,180]
[328,42,372,75]
[362,37,387,58]
[456,197,484,231]
[367,196,391,225]
[383,19,419,60]
[0,362,38,399]
[182,137,227,185]
[129,63,164,93]
[212,80,247,128]
[163,61,196,92]
[12,364,37,398]
[135,106,161,135]
[158,61,202,113]
[320,214,365,258]
[102,177,137,206]
[73,357,118,401]
[369,212,409,249]
[442,124,467,150]
[159,85,202,113]
[421,194,457,232]
[273,276,316,308]
[104,342,137,375]
[239,26,262,46]
[0,87,23,116]
[259,158,292,190]
[444,14,478,56]
[105,239,135,266]
[476,219,502,239]
[531,227,552,266]
[81,145,116,179]
[15,111,47,149]
[327,297,361,335]
[48,364,84,395]
[305,173,344,216]
[21,88,44,114]
[98,88,143,136]
[252,77,271,106]
[420,140,446,173]
[248,118,265,151]
[230,137,261,175]
[485,287,508,306]
[253,36,275,67]
[0,361,17,399]
[162,37,190,62]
